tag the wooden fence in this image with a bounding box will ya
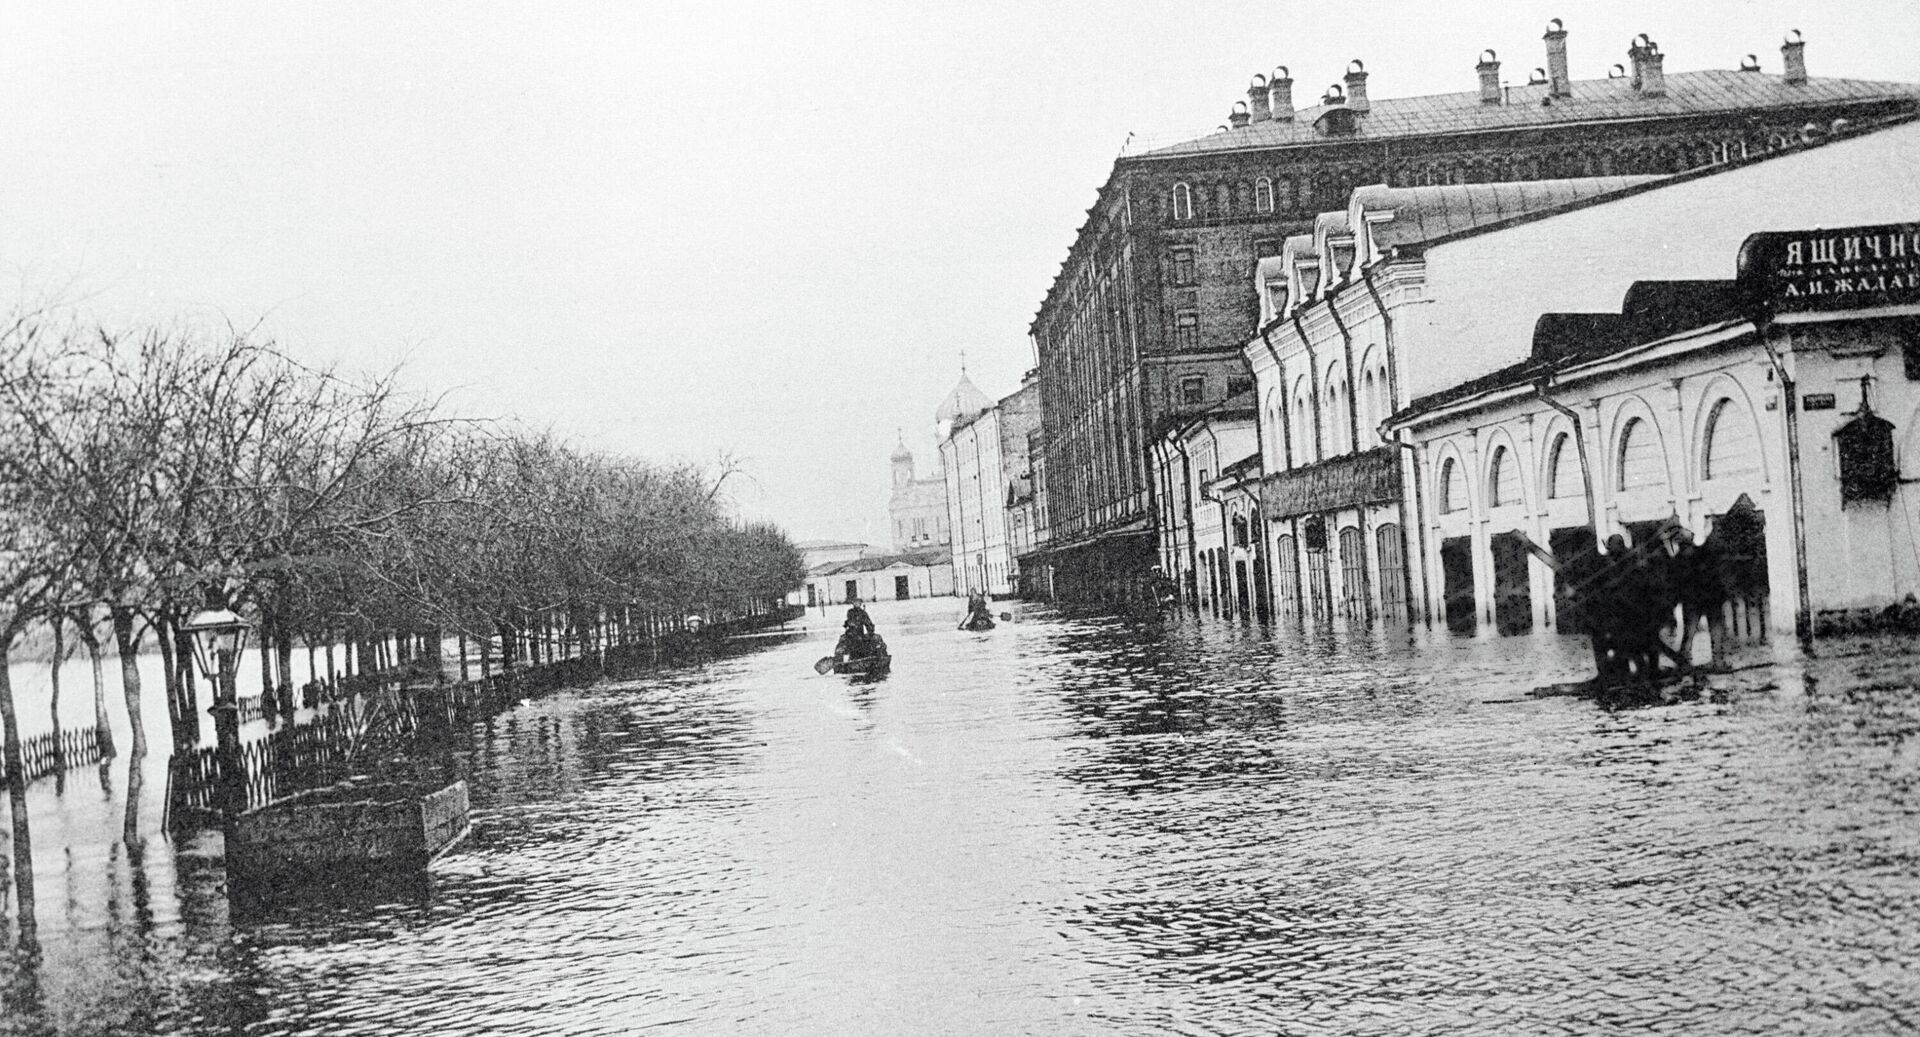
[2,725,111,785]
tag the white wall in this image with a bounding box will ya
[1414,120,1920,401]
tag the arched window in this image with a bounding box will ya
[1547,433,1583,499]
[1439,457,1465,514]
[1488,445,1519,507]
[1215,183,1231,215]
[1255,177,1275,213]
[1172,183,1193,221]
[1617,416,1666,493]
[1293,384,1314,465]
[1327,381,1348,454]
[1702,398,1760,480]
[1358,369,1376,433]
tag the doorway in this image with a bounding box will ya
[895,575,911,600]
[1490,531,1534,634]
[1441,536,1475,633]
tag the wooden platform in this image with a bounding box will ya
[226,778,470,884]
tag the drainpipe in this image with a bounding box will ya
[1754,318,1814,650]
[1256,326,1293,619]
[1326,298,1374,621]
[1172,436,1203,611]
[1361,266,1419,622]
[1532,379,1602,545]
[1199,420,1235,619]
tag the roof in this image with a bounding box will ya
[1392,279,1748,423]
[1352,177,1660,251]
[818,549,952,576]
[796,539,868,550]
[1141,70,1920,158]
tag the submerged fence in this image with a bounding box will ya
[164,608,801,829]
[2,725,111,785]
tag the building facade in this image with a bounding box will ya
[1151,403,1261,618]
[1383,120,1920,650]
[940,372,1043,598]
[888,438,951,553]
[805,550,956,607]
[1029,25,1920,602]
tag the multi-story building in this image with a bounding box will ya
[888,438,951,552]
[1150,399,1259,617]
[1028,24,1920,602]
[1381,116,1920,649]
[940,371,1043,597]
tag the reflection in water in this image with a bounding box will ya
[2,603,1919,1034]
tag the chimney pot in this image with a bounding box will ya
[1627,35,1664,96]
[1543,18,1572,98]
[1529,67,1548,86]
[1269,66,1295,121]
[1248,74,1272,122]
[1321,83,1345,106]
[1476,50,1502,104]
[1740,54,1761,72]
[1344,59,1370,112]
[1782,29,1807,84]
[1229,101,1251,129]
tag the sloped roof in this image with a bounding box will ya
[1142,70,1920,158]
[820,549,952,576]
[1354,177,1661,251]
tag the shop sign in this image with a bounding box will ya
[1802,393,1837,411]
[1738,221,1920,314]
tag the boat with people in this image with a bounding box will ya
[815,602,892,677]
[958,591,996,631]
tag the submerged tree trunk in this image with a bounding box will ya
[0,641,38,947]
[110,607,148,760]
[76,613,116,759]
[48,613,65,745]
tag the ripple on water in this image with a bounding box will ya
[4,602,1920,1035]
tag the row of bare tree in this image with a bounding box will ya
[0,312,805,773]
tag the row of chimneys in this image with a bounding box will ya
[1226,22,1811,127]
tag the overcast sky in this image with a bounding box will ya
[4,2,1917,544]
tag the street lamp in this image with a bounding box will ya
[181,607,251,818]
[181,608,251,682]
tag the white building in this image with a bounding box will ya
[938,370,1041,598]
[1384,115,1920,645]
[1151,402,1259,617]
[805,550,956,606]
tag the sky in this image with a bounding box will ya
[3,2,1918,544]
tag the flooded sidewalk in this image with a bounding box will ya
[3,597,1918,1035]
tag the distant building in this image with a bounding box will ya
[805,550,956,606]
[940,371,1042,597]
[888,437,951,552]
[1029,24,1920,602]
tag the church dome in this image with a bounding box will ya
[890,438,913,462]
[935,374,992,426]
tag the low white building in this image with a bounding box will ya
[805,550,956,606]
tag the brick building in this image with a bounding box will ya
[1028,24,1920,602]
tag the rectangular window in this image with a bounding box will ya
[1180,376,1206,406]
[1174,311,1199,351]
[1171,249,1195,286]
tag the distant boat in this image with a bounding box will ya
[959,613,996,632]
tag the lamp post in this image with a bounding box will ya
[182,607,251,817]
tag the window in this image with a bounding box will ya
[1439,458,1465,514]
[1617,417,1666,493]
[1702,398,1759,480]
[1171,249,1195,286]
[1227,376,1253,397]
[1172,182,1193,221]
[1547,433,1582,499]
[1266,284,1288,317]
[1180,376,1206,406]
[1255,177,1275,213]
[1174,311,1200,351]
[1488,445,1519,507]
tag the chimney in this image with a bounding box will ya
[1321,83,1346,107]
[1229,101,1251,129]
[1544,18,1571,98]
[1344,60,1370,112]
[1248,74,1272,122]
[1477,50,1502,104]
[1782,29,1807,84]
[1628,34,1665,97]
[1269,66,1295,121]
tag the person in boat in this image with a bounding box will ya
[836,602,881,663]
[959,591,995,630]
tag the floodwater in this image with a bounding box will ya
[4,597,1919,1035]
